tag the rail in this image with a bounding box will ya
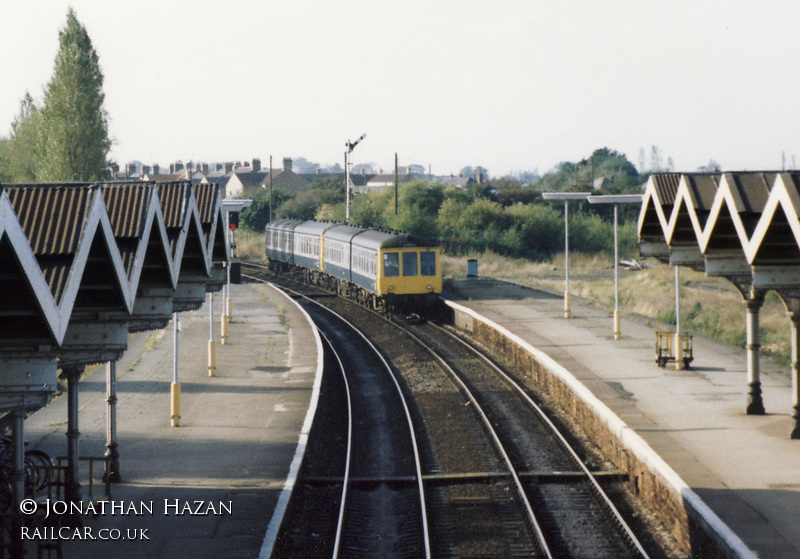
[396,320,554,557]
[432,323,651,558]
[317,332,354,559]
[243,270,432,558]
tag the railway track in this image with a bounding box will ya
[241,262,666,558]
[244,267,430,559]
[402,320,652,558]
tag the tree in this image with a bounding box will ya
[0,139,10,182]
[37,9,111,181]
[291,157,320,174]
[3,92,42,182]
[697,159,721,173]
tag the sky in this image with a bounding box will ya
[2,1,800,178]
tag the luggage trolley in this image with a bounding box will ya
[655,331,693,369]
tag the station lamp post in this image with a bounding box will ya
[587,194,643,339]
[345,133,366,224]
[542,191,591,318]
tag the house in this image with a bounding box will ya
[267,158,312,194]
[225,170,271,198]
[359,172,418,193]
[223,158,318,198]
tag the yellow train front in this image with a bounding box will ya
[265,219,442,314]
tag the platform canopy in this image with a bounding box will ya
[0,180,229,413]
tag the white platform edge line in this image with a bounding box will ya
[445,299,758,559]
[259,283,325,559]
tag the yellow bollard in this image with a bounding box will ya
[220,314,229,345]
[564,291,571,318]
[613,310,621,340]
[226,297,232,319]
[170,383,181,427]
[208,340,216,377]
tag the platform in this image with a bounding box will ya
[448,277,800,559]
[20,282,320,559]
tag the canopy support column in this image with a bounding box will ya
[746,293,766,415]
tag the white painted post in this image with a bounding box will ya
[171,312,181,427]
[208,292,216,376]
[613,204,621,339]
[564,201,571,318]
[674,265,683,370]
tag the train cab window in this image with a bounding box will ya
[383,252,400,277]
[421,251,436,276]
[402,252,418,276]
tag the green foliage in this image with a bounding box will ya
[276,178,344,220]
[0,138,10,182]
[537,147,642,194]
[315,203,345,222]
[238,188,290,231]
[383,181,444,237]
[2,92,42,182]
[349,188,393,227]
[37,9,110,181]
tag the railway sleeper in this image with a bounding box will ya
[302,470,628,487]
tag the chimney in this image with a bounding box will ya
[224,162,233,174]
[142,165,151,175]
[169,163,175,174]
[153,163,160,176]
[252,158,261,172]
[202,163,209,174]
[283,157,293,173]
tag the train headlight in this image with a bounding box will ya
[427,284,432,291]
[388,285,395,292]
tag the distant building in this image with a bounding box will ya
[360,172,419,193]
[436,175,474,188]
[269,158,311,194]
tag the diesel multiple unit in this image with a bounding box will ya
[265,219,442,313]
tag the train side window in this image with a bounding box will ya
[383,252,399,277]
[402,252,418,276]
[421,251,436,276]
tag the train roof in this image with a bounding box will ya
[324,223,368,243]
[266,218,304,231]
[351,229,438,250]
[295,220,338,236]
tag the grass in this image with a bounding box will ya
[235,229,267,262]
[442,250,792,366]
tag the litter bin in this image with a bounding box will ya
[467,259,478,279]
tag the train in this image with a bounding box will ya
[264,219,442,314]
